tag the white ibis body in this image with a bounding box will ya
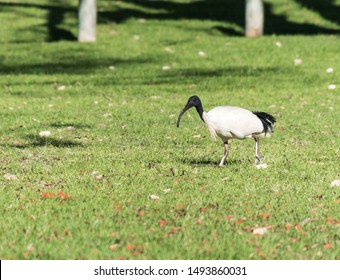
[177,96,276,165]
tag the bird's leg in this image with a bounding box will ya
[219,141,229,166]
[253,134,261,164]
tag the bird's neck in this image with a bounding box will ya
[195,104,205,122]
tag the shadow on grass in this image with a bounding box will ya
[104,0,340,35]
[0,57,153,75]
[182,157,241,167]
[12,135,82,149]
[0,1,76,42]
[50,122,92,129]
[125,66,290,86]
[1,0,339,44]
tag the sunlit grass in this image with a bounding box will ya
[0,0,339,260]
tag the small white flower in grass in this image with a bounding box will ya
[57,85,66,91]
[163,188,171,193]
[275,41,282,47]
[330,179,340,187]
[4,173,18,180]
[328,84,336,90]
[149,194,159,200]
[150,95,160,100]
[26,244,34,253]
[92,171,99,177]
[253,227,268,236]
[162,65,171,71]
[256,163,268,169]
[294,58,302,65]
[198,51,206,57]
[92,171,104,180]
[39,131,51,137]
[164,47,174,53]
[326,67,333,73]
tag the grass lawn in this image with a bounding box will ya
[0,0,339,259]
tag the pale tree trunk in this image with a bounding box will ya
[78,0,96,42]
[245,0,264,37]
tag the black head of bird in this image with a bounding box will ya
[176,95,204,127]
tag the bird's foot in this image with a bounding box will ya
[255,156,261,165]
[219,157,226,166]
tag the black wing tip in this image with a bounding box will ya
[252,111,276,133]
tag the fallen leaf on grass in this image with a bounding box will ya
[125,244,144,255]
[199,207,206,213]
[23,244,34,258]
[225,215,233,221]
[159,219,169,227]
[285,223,292,231]
[259,213,270,219]
[57,190,71,200]
[138,211,144,217]
[326,218,339,225]
[234,219,245,225]
[165,227,181,238]
[295,224,306,235]
[114,205,122,211]
[324,244,333,249]
[41,192,54,198]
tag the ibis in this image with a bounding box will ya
[177,95,276,166]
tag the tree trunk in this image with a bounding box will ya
[245,0,264,37]
[78,0,96,42]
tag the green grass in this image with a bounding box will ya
[0,0,339,260]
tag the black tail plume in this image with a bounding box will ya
[252,111,276,134]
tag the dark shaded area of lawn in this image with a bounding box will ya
[0,0,339,42]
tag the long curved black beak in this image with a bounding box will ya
[176,104,191,127]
